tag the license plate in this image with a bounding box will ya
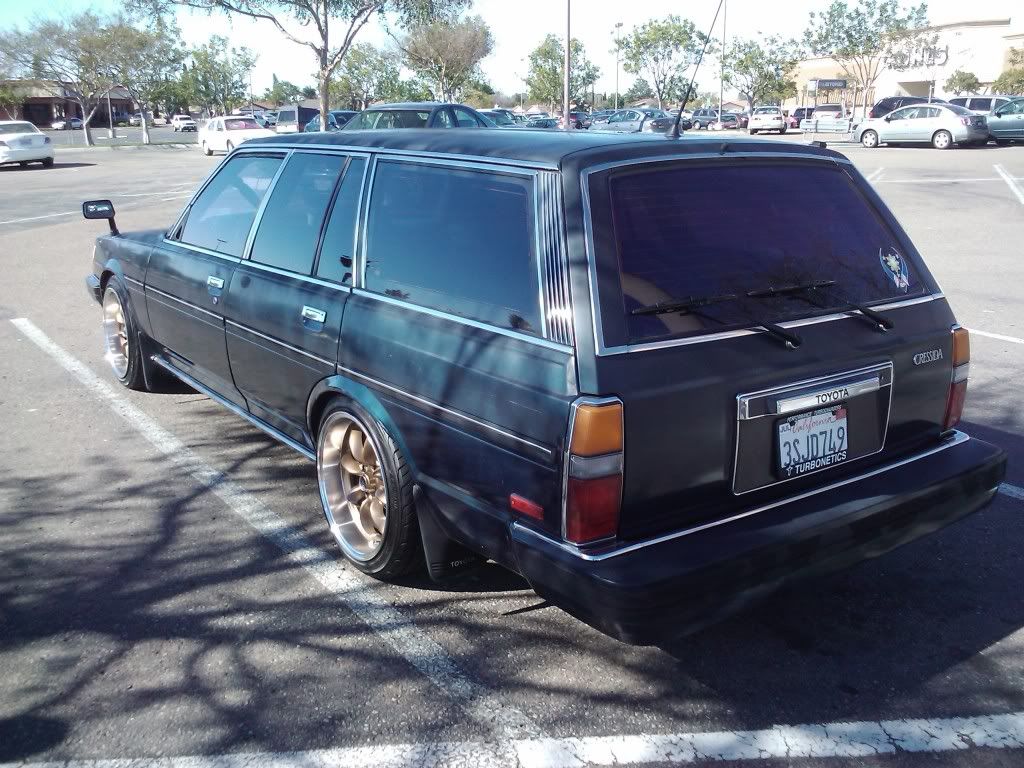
[18,137,33,146]
[777,406,849,478]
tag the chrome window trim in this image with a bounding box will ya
[350,288,573,354]
[335,363,553,459]
[233,141,559,171]
[578,152,946,357]
[225,319,334,368]
[124,275,144,288]
[536,171,574,347]
[241,149,294,260]
[517,430,971,562]
[356,155,570,350]
[161,238,242,263]
[315,152,369,287]
[238,259,350,292]
[145,284,222,321]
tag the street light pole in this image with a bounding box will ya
[614,22,623,109]
[563,0,572,130]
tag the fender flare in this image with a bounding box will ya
[306,374,417,475]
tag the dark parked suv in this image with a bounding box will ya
[83,130,1006,643]
[869,96,947,119]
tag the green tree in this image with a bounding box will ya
[623,78,653,104]
[619,15,704,109]
[129,0,469,134]
[106,18,186,143]
[992,68,1024,96]
[526,34,600,111]
[943,70,980,95]
[0,11,118,145]
[329,43,403,108]
[804,0,931,118]
[398,15,493,102]
[301,85,317,99]
[185,36,255,115]
[723,36,801,112]
[263,74,302,104]
[461,77,494,108]
[0,82,20,119]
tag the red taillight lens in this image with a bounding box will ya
[565,474,622,543]
[563,400,623,545]
[960,116,971,127]
[944,327,970,431]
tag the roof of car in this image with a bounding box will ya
[242,128,847,171]
[366,102,463,111]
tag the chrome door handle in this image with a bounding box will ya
[301,306,326,323]
[207,276,224,290]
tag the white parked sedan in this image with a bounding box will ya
[0,121,55,168]
[748,106,786,134]
[199,116,276,155]
[51,117,83,130]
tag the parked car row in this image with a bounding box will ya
[856,98,1024,149]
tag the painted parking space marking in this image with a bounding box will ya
[2,710,1022,768]
[0,211,76,226]
[863,167,884,183]
[875,176,1003,184]
[968,328,1024,345]
[994,164,1024,206]
[999,483,1024,502]
[8,317,542,747]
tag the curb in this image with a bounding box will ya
[53,143,198,154]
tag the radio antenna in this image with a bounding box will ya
[668,0,725,139]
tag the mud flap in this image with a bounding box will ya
[414,485,486,582]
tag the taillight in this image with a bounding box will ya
[960,116,972,127]
[943,326,970,431]
[563,398,623,545]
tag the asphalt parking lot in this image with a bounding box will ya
[1,138,1023,768]
[43,125,199,147]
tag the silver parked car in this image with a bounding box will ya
[589,108,671,133]
[986,97,1024,143]
[855,103,989,149]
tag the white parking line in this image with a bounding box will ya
[994,164,1024,206]
[968,328,1024,345]
[1000,483,1024,502]
[0,211,75,226]
[2,710,1022,768]
[7,317,541,747]
[875,177,1003,184]
[863,167,884,183]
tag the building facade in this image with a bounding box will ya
[785,15,1022,114]
[1,81,134,127]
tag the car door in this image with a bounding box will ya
[910,106,943,141]
[223,151,367,445]
[453,106,485,127]
[881,106,915,142]
[990,99,1024,139]
[146,152,285,406]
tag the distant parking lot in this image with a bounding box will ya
[1,139,1023,768]
[44,124,198,147]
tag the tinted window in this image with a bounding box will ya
[434,109,456,128]
[946,104,974,116]
[181,154,282,256]
[453,107,480,127]
[889,107,915,120]
[948,98,967,107]
[225,117,260,130]
[317,157,366,284]
[365,162,540,334]
[607,163,925,343]
[250,153,345,273]
[278,109,296,122]
[970,98,992,112]
[343,111,379,130]
[374,110,429,128]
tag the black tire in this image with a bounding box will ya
[316,399,422,579]
[225,140,234,152]
[18,161,28,168]
[101,278,147,390]
[749,129,757,135]
[779,127,787,134]
[41,157,54,167]
[202,141,212,156]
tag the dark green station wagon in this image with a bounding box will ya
[84,129,1006,643]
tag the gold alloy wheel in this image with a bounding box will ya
[317,412,388,562]
[102,287,129,379]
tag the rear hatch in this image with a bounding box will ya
[581,153,958,541]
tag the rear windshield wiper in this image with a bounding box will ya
[630,293,737,316]
[747,280,894,332]
[632,292,802,349]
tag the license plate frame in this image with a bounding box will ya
[776,405,850,479]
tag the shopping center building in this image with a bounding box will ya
[785,14,1022,115]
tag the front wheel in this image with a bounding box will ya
[102,280,146,390]
[932,130,952,150]
[41,157,54,167]
[860,130,879,148]
[225,140,234,152]
[316,401,422,579]
[779,127,786,134]
[202,141,212,156]
[749,129,757,135]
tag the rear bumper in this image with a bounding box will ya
[0,146,54,163]
[511,432,1006,645]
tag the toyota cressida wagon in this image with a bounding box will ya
[84,130,1006,643]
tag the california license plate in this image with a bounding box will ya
[777,406,849,478]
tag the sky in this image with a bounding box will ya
[0,0,1017,98]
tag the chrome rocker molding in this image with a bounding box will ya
[150,354,316,461]
[515,430,972,562]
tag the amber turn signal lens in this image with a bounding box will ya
[569,403,623,457]
[952,327,970,367]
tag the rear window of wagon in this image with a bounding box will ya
[604,162,929,344]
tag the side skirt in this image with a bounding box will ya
[150,355,316,461]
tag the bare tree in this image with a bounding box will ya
[0,11,118,145]
[397,15,492,102]
[130,0,469,130]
